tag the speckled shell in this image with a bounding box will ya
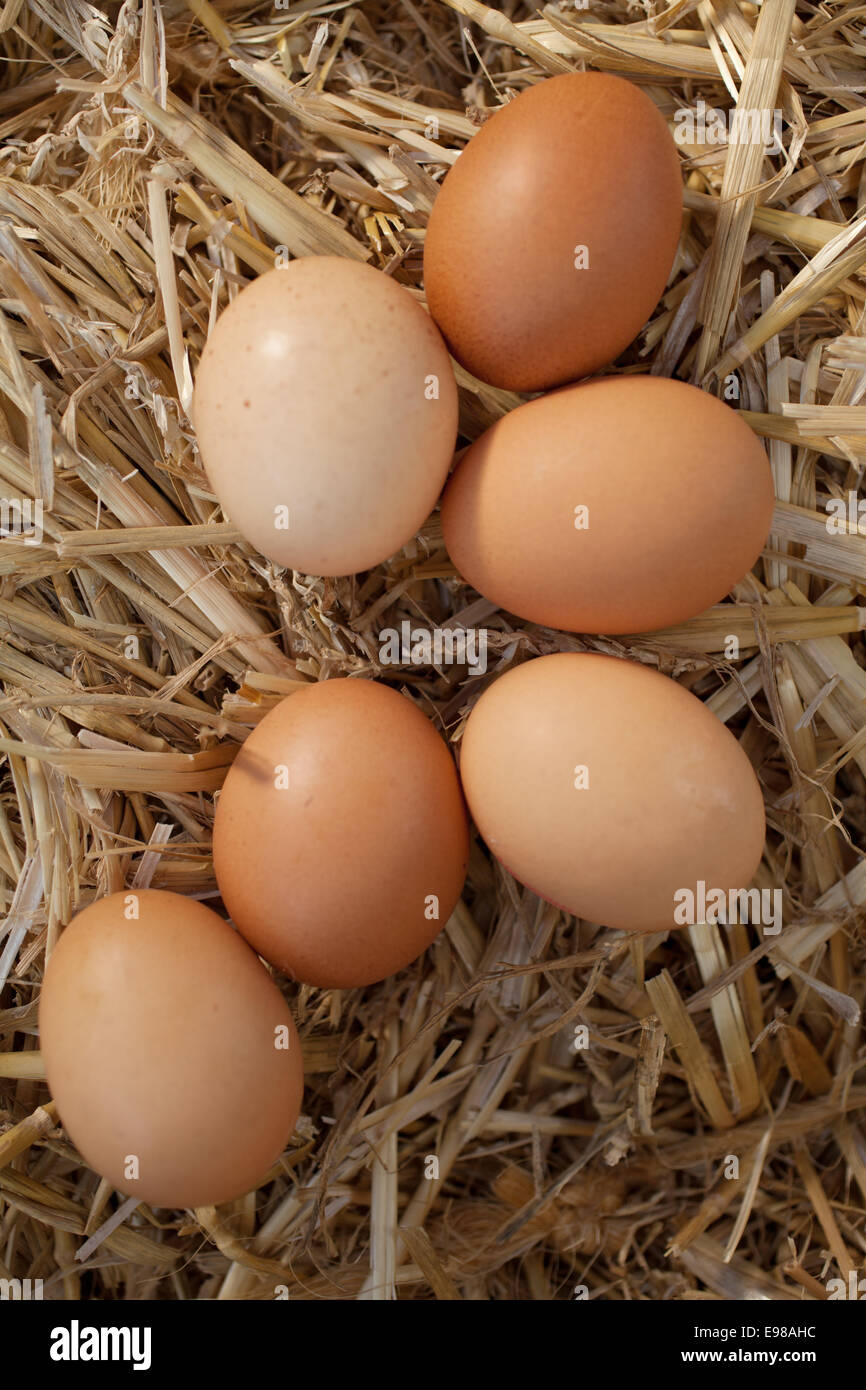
[193,258,458,576]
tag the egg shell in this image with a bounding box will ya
[441,375,775,634]
[459,653,765,933]
[213,678,470,988]
[39,890,304,1209]
[192,258,458,576]
[423,73,682,391]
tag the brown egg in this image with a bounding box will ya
[459,653,765,933]
[441,376,775,634]
[423,73,682,391]
[213,679,469,988]
[192,258,458,576]
[39,890,303,1209]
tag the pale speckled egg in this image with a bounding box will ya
[193,258,458,576]
[423,72,682,391]
[213,678,470,988]
[39,890,304,1209]
[459,653,766,933]
[441,375,775,634]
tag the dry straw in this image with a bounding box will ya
[0,0,864,1302]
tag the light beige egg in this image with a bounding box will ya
[192,258,458,576]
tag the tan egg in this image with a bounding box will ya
[192,258,458,576]
[423,73,682,391]
[459,653,765,933]
[39,890,303,1209]
[441,376,775,634]
[213,678,469,988]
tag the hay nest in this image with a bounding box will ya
[1,0,865,1301]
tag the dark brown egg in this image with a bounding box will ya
[213,679,469,988]
[423,73,682,391]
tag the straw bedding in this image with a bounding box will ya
[0,0,864,1300]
